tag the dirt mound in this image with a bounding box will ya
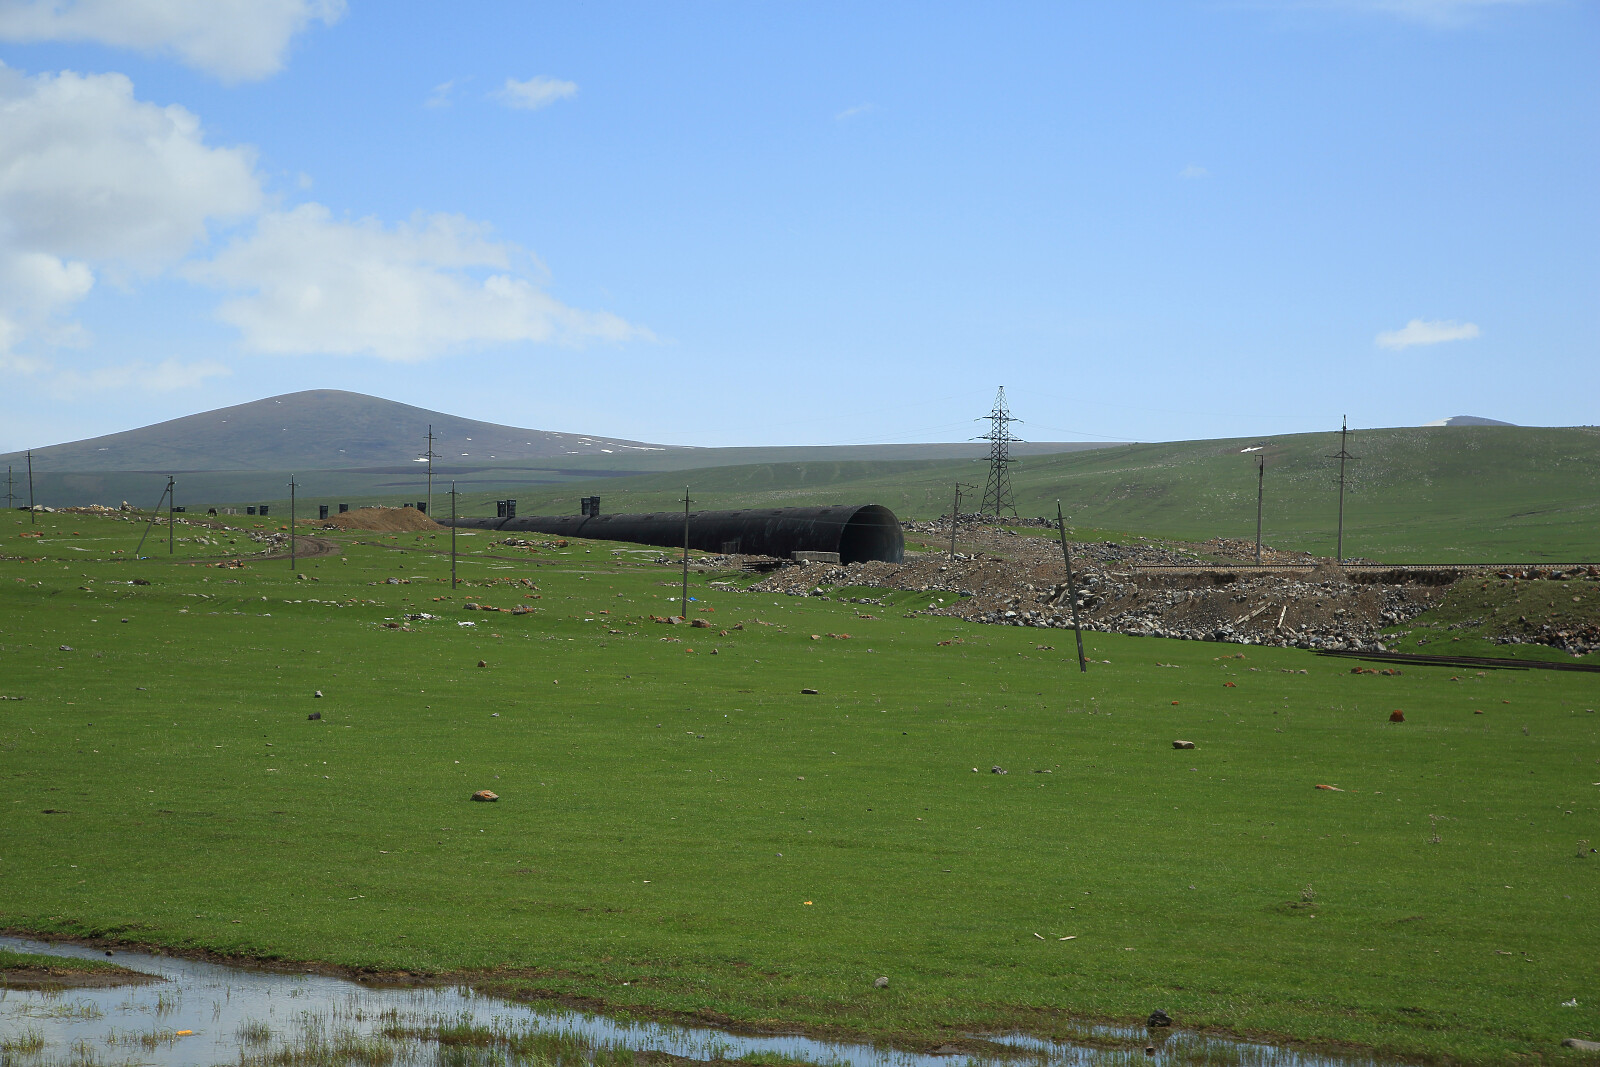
[319,507,442,532]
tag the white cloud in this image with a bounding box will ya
[0,64,262,269]
[1179,164,1210,179]
[492,75,577,111]
[1375,318,1481,350]
[1277,0,1545,27]
[0,0,345,82]
[425,79,456,108]
[0,62,261,355]
[188,204,648,361]
[48,357,230,395]
[835,103,875,121]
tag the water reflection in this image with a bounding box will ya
[1,937,1402,1067]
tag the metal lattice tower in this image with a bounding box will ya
[977,386,1022,518]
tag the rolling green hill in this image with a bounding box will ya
[431,425,1600,563]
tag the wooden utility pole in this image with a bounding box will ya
[949,482,975,560]
[288,475,298,567]
[680,488,691,620]
[1056,501,1088,673]
[26,449,35,524]
[1255,455,1264,567]
[449,481,458,589]
[167,476,175,554]
[1327,417,1356,564]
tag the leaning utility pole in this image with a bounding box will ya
[423,425,438,517]
[134,477,173,558]
[1254,454,1265,567]
[26,449,35,524]
[288,474,299,568]
[1056,501,1088,673]
[949,482,976,560]
[680,488,692,620]
[1327,417,1356,564]
[977,387,1022,519]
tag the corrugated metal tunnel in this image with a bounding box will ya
[447,504,904,564]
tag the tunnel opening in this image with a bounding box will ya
[836,504,904,564]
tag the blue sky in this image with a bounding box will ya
[0,0,1594,452]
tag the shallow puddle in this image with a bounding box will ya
[1,936,1403,1067]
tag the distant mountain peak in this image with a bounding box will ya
[1422,415,1516,428]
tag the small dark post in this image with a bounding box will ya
[167,476,175,554]
[27,449,35,524]
[1056,501,1088,673]
[1255,455,1264,567]
[288,475,298,568]
[450,481,458,590]
[680,487,691,620]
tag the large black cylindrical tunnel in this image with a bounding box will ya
[447,504,904,564]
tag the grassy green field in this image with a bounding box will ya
[2,512,1598,1065]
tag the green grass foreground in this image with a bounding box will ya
[2,513,1598,1065]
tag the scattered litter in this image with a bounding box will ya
[1390,709,1405,723]
[1315,783,1344,791]
[801,688,819,695]
[1172,740,1195,750]
[470,790,499,802]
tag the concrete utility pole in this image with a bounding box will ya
[167,476,175,555]
[1056,501,1088,673]
[449,481,458,589]
[27,449,35,524]
[4,466,14,510]
[1255,455,1265,567]
[1327,417,1356,564]
[424,425,437,517]
[680,488,692,620]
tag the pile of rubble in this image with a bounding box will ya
[743,524,1437,652]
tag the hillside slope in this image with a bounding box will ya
[0,390,673,472]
